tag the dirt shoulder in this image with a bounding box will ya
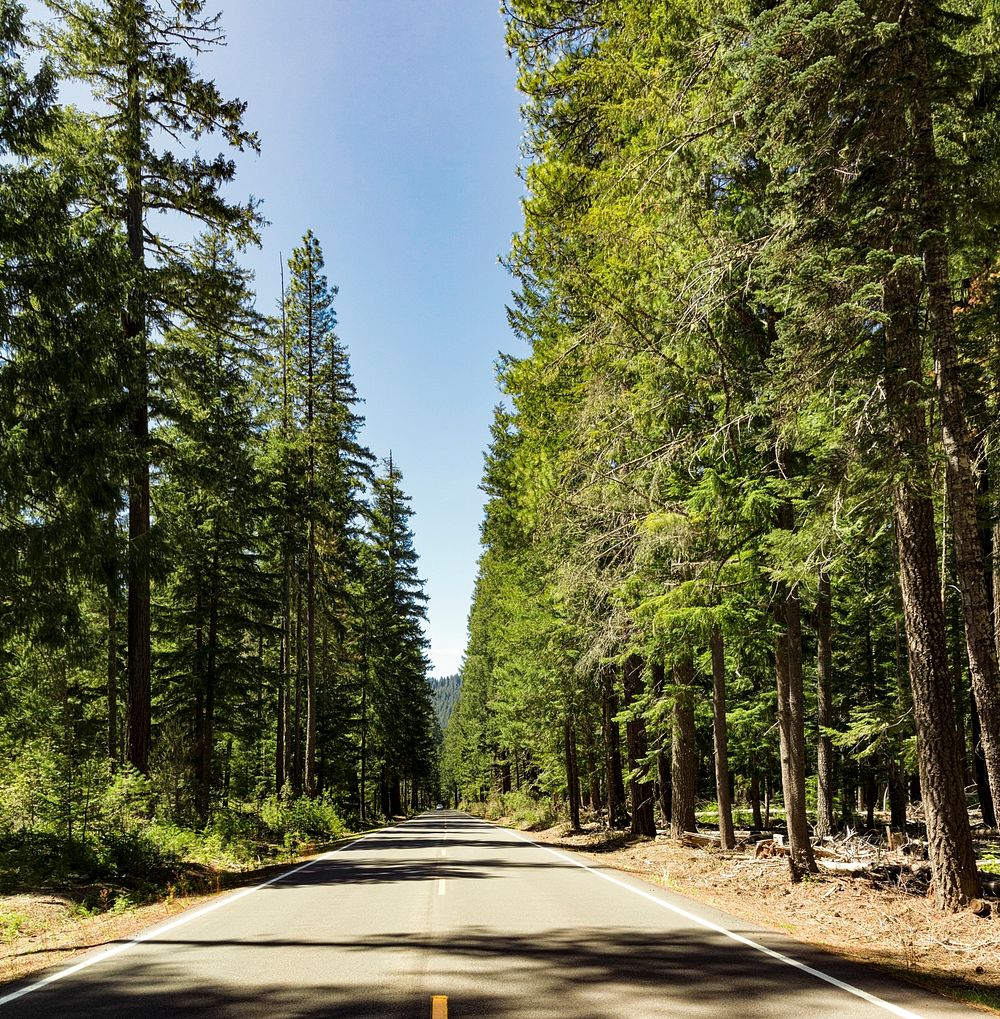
[0,842,351,991]
[520,822,1000,1014]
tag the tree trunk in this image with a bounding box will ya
[710,627,736,849]
[565,718,581,831]
[124,49,150,776]
[750,764,763,830]
[293,582,303,796]
[652,662,671,825]
[601,667,628,828]
[583,722,602,812]
[107,587,118,769]
[360,680,368,823]
[972,690,997,827]
[815,571,835,837]
[622,655,655,836]
[305,519,317,797]
[888,758,908,832]
[914,107,1000,824]
[670,655,697,839]
[772,504,817,879]
[883,255,979,910]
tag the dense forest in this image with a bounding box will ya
[430,675,462,733]
[442,0,1000,911]
[0,0,438,880]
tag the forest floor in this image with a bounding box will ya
[524,819,1000,1015]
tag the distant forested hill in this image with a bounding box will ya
[429,674,462,731]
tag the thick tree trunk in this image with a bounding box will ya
[670,655,697,839]
[773,500,817,879]
[710,627,736,849]
[883,257,979,910]
[601,667,628,828]
[912,66,1000,832]
[622,655,656,836]
[815,571,835,837]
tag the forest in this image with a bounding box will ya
[442,0,1000,911]
[0,0,439,893]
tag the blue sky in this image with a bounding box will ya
[203,2,525,676]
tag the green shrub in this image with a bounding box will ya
[258,795,348,840]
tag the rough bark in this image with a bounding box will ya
[883,257,979,910]
[911,57,1000,832]
[670,655,697,839]
[815,571,835,837]
[710,627,736,849]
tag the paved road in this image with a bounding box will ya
[0,812,980,1017]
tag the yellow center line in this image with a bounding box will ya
[431,995,448,1019]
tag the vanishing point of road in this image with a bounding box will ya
[0,812,979,1018]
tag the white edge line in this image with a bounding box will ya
[0,823,400,1007]
[502,825,925,1019]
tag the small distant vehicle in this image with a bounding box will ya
[435,803,444,810]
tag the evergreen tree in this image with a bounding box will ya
[280,231,371,797]
[368,456,435,813]
[42,0,260,774]
[154,231,271,821]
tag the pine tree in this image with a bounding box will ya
[42,0,260,774]
[280,231,371,797]
[368,456,435,813]
[155,231,271,822]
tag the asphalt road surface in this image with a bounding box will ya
[0,812,982,1017]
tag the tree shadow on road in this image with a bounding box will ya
[0,924,980,1017]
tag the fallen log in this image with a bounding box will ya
[817,860,869,875]
[679,831,721,849]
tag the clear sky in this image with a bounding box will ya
[203,2,525,677]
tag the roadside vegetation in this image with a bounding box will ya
[0,0,440,930]
[444,0,1000,918]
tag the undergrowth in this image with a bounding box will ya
[0,772,358,913]
[463,791,558,831]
